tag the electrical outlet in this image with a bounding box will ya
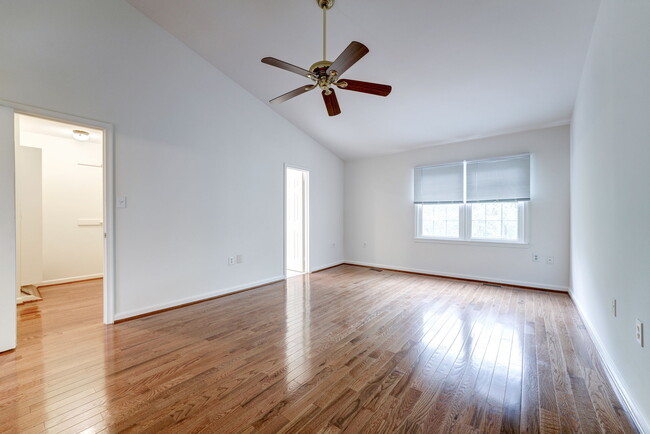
[228,256,236,265]
[636,319,644,347]
[532,253,540,262]
[546,256,554,265]
[236,254,243,264]
[612,299,617,317]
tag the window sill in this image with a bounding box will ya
[414,237,529,248]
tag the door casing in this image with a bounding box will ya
[0,99,116,328]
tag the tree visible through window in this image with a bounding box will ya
[470,202,519,241]
[421,204,460,238]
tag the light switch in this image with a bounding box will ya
[117,196,127,208]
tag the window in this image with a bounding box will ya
[414,154,530,243]
[470,202,522,241]
[419,204,461,239]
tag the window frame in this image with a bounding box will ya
[415,201,528,245]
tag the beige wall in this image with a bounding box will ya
[19,126,103,283]
[15,145,43,288]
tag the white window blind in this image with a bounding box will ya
[414,162,464,204]
[466,154,530,203]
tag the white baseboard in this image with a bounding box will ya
[310,261,344,273]
[16,294,40,304]
[344,260,568,292]
[38,273,103,287]
[569,290,649,434]
[113,275,285,321]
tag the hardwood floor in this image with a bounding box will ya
[0,265,637,433]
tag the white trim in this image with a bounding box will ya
[16,295,40,305]
[303,170,310,275]
[0,106,17,352]
[413,238,529,248]
[113,275,285,321]
[310,261,344,273]
[38,274,103,287]
[14,112,23,304]
[569,291,649,434]
[103,118,116,325]
[1,99,116,325]
[345,260,569,292]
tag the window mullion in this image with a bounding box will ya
[460,203,467,240]
[462,161,468,240]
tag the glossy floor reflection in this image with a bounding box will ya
[0,266,637,433]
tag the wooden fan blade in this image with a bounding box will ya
[328,41,369,77]
[338,79,392,97]
[261,57,313,79]
[270,85,317,104]
[322,89,341,116]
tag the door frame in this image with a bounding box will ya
[1,99,116,325]
[283,164,309,277]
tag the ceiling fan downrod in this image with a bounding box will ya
[318,0,334,61]
[312,0,336,94]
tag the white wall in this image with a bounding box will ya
[345,125,570,290]
[19,128,104,283]
[0,0,344,324]
[571,0,650,430]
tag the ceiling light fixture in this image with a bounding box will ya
[72,129,90,141]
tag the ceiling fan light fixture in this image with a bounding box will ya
[261,0,392,116]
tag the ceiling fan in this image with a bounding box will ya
[261,0,392,117]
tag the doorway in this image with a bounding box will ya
[285,166,309,277]
[1,104,114,353]
[15,113,105,305]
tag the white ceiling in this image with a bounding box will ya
[17,114,103,146]
[127,0,600,159]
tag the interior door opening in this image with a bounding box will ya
[14,113,105,314]
[285,166,309,277]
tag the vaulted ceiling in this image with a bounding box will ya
[127,0,601,159]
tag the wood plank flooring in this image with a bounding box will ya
[0,265,638,433]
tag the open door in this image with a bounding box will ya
[285,166,309,277]
[0,105,17,352]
